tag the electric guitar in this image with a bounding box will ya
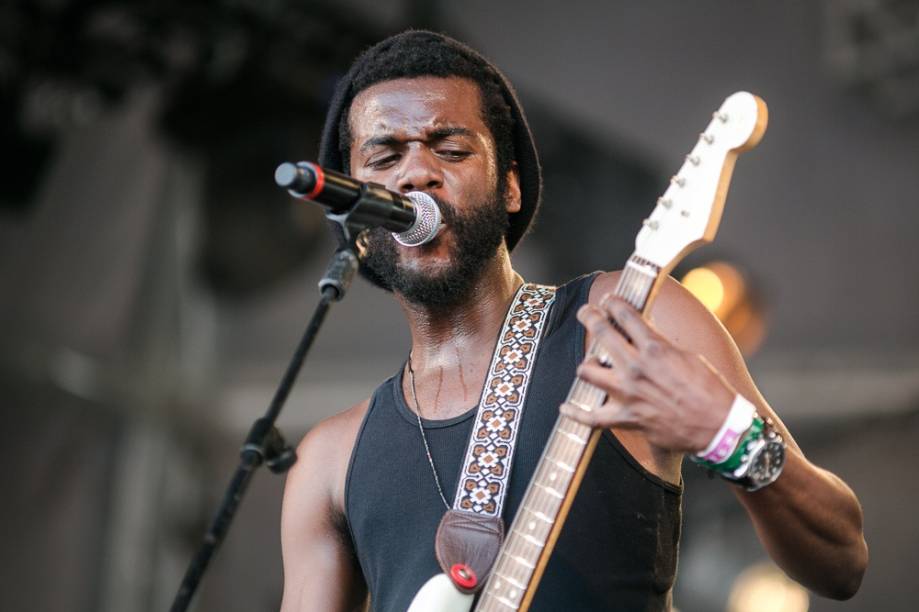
[408,91,768,612]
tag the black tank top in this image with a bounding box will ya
[345,273,682,611]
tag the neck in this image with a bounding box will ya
[399,245,521,372]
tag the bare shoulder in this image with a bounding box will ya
[286,398,372,516]
[588,269,622,303]
[649,275,756,391]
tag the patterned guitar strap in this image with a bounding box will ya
[433,282,557,594]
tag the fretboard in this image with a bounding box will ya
[474,255,661,612]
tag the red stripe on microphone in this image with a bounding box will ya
[305,162,325,199]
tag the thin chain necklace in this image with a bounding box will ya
[407,355,451,511]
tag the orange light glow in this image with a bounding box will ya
[681,261,764,356]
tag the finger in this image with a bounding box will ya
[600,293,666,350]
[559,399,646,429]
[577,361,669,405]
[578,360,641,397]
[577,304,637,371]
[599,297,687,388]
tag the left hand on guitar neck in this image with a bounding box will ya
[560,293,735,453]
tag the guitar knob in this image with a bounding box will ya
[449,563,478,590]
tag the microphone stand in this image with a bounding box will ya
[170,204,372,612]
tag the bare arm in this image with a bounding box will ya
[565,272,868,600]
[280,404,369,612]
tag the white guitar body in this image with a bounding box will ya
[406,574,473,612]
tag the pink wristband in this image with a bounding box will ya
[695,394,756,464]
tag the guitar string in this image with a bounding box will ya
[480,266,653,609]
[482,268,650,608]
[482,412,599,608]
[486,348,622,598]
[483,281,642,608]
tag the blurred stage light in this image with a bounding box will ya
[727,562,809,612]
[680,261,766,356]
[681,266,727,314]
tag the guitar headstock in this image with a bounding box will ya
[634,92,768,272]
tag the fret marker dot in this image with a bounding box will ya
[528,521,536,530]
[549,472,557,481]
[510,590,518,598]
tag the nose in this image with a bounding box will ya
[396,147,443,194]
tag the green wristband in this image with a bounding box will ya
[693,417,764,473]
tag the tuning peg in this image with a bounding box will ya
[713,111,729,123]
[643,218,660,230]
[686,154,701,166]
[700,132,715,145]
[670,176,686,188]
[657,197,673,209]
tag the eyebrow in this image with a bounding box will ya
[359,126,474,153]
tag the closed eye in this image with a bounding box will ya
[366,154,400,169]
[437,149,471,160]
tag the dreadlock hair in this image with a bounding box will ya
[335,31,515,184]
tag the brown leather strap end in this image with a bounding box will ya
[434,510,504,594]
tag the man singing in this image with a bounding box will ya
[279,30,867,611]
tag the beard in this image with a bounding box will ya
[358,185,509,310]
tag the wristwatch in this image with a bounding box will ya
[725,418,786,492]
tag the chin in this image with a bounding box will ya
[397,233,454,267]
[399,254,455,279]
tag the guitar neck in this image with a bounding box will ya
[473,91,766,611]
[475,255,663,612]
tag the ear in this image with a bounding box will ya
[504,162,522,214]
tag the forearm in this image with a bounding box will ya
[733,448,868,599]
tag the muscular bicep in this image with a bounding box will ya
[280,424,367,612]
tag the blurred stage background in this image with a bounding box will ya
[2,1,918,610]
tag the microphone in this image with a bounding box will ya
[274,161,442,247]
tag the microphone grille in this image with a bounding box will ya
[393,192,443,247]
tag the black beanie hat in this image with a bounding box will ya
[317,30,541,252]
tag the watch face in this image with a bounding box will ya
[748,440,785,485]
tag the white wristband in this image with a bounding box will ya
[695,394,756,464]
